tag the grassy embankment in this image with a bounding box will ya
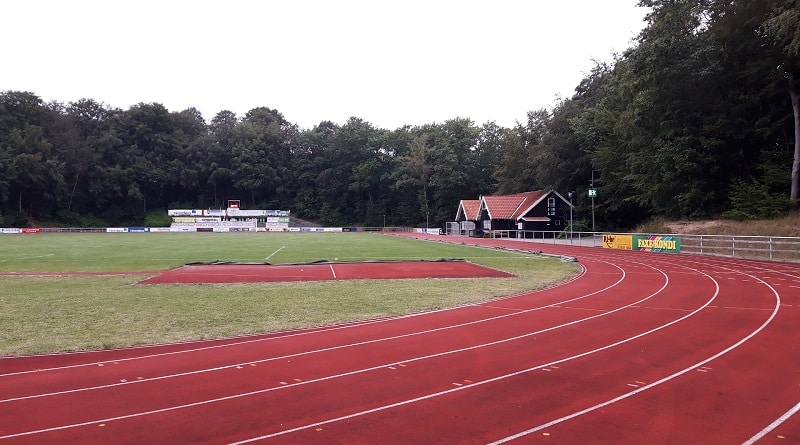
[635,212,800,260]
[636,211,800,237]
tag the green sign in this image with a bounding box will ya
[632,235,681,253]
[588,188,597,198]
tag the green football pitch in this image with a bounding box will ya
[0,232,579,356]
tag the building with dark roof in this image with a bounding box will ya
[455,190,573,237]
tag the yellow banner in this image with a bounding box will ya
[602,234,633,250]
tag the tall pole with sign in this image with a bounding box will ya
[567,191,574,242]
[589,170,596,232]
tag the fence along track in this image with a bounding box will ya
[461,229,800,262]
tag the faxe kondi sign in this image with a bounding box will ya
[603,234,681,253]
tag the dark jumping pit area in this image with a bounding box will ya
[138,259,516,284]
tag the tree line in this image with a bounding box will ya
[1,0,798,230]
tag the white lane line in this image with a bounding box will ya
[264,246,285,261]
[330,263,337,279]
[229,268,716,444]
[742,401,800,445]
[487,266,780,444]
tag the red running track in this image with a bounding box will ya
[1,234,798,444]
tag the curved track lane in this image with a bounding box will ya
[0,235,797,444]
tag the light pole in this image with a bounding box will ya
[567,191,574,242]
[590,170,596,232]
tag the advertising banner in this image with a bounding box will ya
[170,227,196,232]
[633,235,681,253]
[168,209,204,216]
[602,234,633,250]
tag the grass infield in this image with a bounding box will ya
[0,232,580,356]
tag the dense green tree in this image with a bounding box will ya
[764,3,799,202]
[495,110,547,194]
[59,99,115,216]
[6,125,62,216]
[232,107,298,208]
[112,103,181,215]
[291,121,336,220]
[394,134,433,225]
[202,110,239,207]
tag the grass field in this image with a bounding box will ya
[0,232,580,356]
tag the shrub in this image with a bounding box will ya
[727,179,790,220]
[143,210,171,227]
[79,214,107,227]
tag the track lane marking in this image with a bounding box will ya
[743,401,800,445]
[228,266,715,444]
[487,261,781,444]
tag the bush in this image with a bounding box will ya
[1,210,30,228]
[79,214,107,227]
[143,210,171,227]
[727,179,790,220]
[55,209,83,226]
[721,209,751,221]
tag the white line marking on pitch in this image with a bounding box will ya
[329,264,337,279]
[265,246,286,261]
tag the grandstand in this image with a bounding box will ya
[168,200,290,232]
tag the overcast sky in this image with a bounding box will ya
[2,1,649,130]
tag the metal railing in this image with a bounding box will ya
[680,234,800,261]
[452,229,800,261]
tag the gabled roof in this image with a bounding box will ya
[481,190,549,220]
[456,199,481,221]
